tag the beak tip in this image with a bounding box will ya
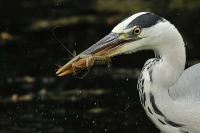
[56,71,59,74]
[57,73,64,76]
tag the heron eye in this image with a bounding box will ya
[133,27,141,35]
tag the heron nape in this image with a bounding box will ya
[56,12,200,133]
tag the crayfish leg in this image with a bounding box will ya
[80,68,90,79]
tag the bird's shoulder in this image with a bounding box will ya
[169,63,200,103]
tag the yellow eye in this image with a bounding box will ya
[133,27,141,35]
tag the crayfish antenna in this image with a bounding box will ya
[55,64,63,71]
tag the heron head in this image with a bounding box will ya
[56,12,179,76]
[80,12,173,57]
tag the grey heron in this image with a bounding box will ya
[56,12,200,133]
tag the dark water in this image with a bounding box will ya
[0,72,159,133]
[1,0,200,133]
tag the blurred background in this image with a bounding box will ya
[0,0,200,133]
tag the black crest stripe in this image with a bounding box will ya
[126,13,164,29]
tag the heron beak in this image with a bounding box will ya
[56,32,136,76]
[80,32,133,57]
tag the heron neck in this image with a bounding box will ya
[152,22,186,89]
[142,31,186,132]
[153,43,186,89]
